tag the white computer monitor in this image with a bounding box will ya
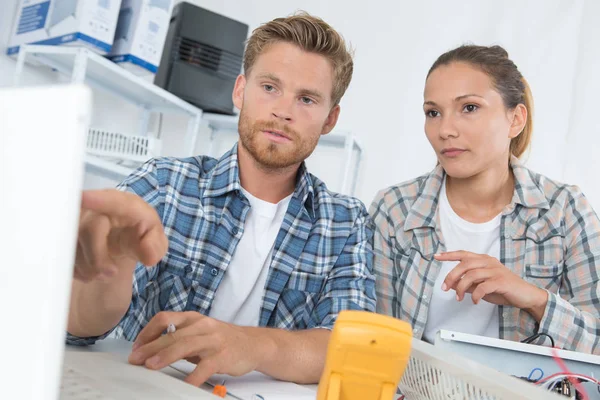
[0,84,91,400]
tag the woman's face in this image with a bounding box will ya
[423,62,523,179]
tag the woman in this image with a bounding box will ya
[370,44,600,354]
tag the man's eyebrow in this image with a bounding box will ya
[256,73,282,84]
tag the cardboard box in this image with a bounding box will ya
[6,0,122,56]
[108,0,174,75]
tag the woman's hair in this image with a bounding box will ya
[427,45,533,158]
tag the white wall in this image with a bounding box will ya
[563,0,600,209]
[1,0,598,210]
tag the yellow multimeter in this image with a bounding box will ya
[317,310,413,400]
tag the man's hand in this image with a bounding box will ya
[74,189,168,282]
[128,312,264,386]
[435,251,549,321]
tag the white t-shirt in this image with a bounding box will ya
[422,178,501,343]
[209,188,292,326]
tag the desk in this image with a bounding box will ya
[65,339,319,399]
[65,339,236,399]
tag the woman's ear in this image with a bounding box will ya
[509,103,527,139]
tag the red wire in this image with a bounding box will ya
[550,347,589,400]
[537,372,600,386]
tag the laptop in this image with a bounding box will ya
[0,84,218,400]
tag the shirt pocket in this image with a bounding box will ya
[150,252,206,312]
[278,271,327,329]
[517,215,565,267]
[524,263,563,292]
[285,270,327,293]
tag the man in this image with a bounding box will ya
[67,12,375,386]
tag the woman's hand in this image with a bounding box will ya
[435,251,549,321]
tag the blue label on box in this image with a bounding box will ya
[6,33,112,56]
[108,54,158,73]
[17,1,50,34]
[31,32,112,51]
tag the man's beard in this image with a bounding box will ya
[238,107,320,170]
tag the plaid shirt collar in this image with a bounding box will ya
[404,155,550,232]
[202,143,316,219]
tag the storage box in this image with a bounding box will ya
[107,0,174,75]
[6,0,122,57]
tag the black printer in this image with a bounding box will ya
[154,2,249,115]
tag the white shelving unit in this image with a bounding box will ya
[84,155,136,182]
[202,112,364,195]
[13,44,203,180]
[12,45,363,194]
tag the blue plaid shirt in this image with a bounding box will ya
[68,144,375,345]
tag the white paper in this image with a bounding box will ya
[170,360,317,400]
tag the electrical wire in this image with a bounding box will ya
[548,347,595,400]
[537,373,600,387]
[528,367,544,382]
[521,332,555,348]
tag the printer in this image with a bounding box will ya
[154,2,249,114]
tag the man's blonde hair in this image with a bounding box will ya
[243,12,353,106]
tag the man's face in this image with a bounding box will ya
[233,41,340,170]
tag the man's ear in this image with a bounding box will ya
[321,105,341,136]
[232,74,246,110]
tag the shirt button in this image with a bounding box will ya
[211,268,218,276]
[423,295,428,300]
[413,328,419,334]
[184,265,192,274]
[232,227,239,236]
